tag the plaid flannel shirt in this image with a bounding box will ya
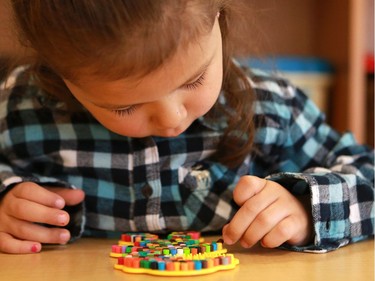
[0,66,373,253]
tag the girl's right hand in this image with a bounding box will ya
[0,182,85,254]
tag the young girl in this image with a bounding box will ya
[0,0,373,254]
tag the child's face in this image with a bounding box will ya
[64,19,223,138]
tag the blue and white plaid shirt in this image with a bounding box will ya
[0,66,373,253]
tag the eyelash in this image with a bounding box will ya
[111,106,138,117]
[184,71,206,91]
[111,71,207,117]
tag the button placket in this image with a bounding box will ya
[132,138,162,231]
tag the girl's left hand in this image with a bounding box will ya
[222,176,313,249]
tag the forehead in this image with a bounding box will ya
[64,19,221,105]
[60,3,218,83]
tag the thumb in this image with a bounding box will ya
[46,188,85,207]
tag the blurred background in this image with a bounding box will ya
[240,0,374,147]
[0,0,374,146]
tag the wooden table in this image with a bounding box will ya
[0,237,373,281]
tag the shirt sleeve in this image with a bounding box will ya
[252,76,374,253]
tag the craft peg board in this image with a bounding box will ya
[109,231,239,276]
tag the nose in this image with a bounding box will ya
[151,96,187,129]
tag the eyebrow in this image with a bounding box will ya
[94,54,214,111]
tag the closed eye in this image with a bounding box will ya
[183,71,206,91]
[110,105,139,117]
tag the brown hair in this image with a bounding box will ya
[10,0,255,168]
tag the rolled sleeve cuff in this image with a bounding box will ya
[266,171,353,253]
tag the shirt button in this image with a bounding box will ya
[141,183,153,198]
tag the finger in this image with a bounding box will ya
[8,198,69,227]
[222,181,277,245]
[0,232,41,254]
[8,218,71,245]
[45,188,85,206]
[263,213,313,248]
[233,176,268,206]
[11,182,65,209]
[260,217,296,248]
[239,202,290,248]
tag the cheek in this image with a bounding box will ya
[200,74,223,111]
[189,86,221,117]
[188,64,223,117]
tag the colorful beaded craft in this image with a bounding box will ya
[110,232,239,276]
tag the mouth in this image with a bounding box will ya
[156,125,189,137]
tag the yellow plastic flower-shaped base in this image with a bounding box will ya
[109,232,240,276]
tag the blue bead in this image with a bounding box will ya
[194,261,202,270]
[170,248,177,255]
[158,261,166,271]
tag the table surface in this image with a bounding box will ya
[0,236,373,281]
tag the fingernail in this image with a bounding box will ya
[60,232,70,243]
[222,235,233,245]
[31,244,40,253]
[240,241,250,248]
[55,198,65,209]
[225,238,234,245]
[57,213,68,225]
